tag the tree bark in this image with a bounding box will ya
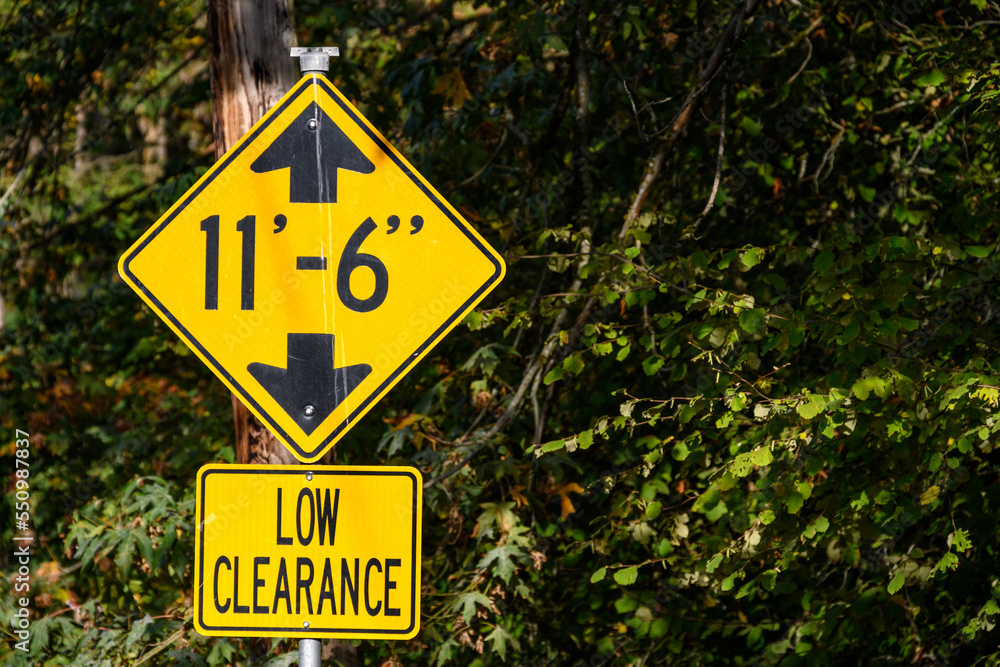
[207,0,299,467]
[207,0,297,160]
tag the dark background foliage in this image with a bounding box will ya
[2,0,1000,664]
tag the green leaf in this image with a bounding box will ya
[538,439,565,454]
[803,516,830,538]
[759,509,776,525]
[814,250,835,275]
[966,245,991,257]
[591,567,607,583]
[732,453,753,478]
[563,354,585,375]
[578,429,594,450]
[951,529,972,552]
[935,552,959,574]
[115,535,136,580]
[852,378,871,400]
[741,247,763,268]
[785,492,805,514]
[479,543,527,583]
[706,553,724,573]
[614,566,638,586]
[735,579,756,599]
[485,624,520,661]
[124,614,153,653]
[694,487,722,514]
[672,442,690,460]
[709,327,728,348]
[643,356,664,375]
[915,71,945,86]
[134,531,154,568]
[888,571,906,594]
[739,308,767,334]
[207,639,238,664]
[797,399,822,420]
[705,500,728,523]
[749,447,773,466]
[645,501,662,520]
[839,319,861,343]
[464,311,484,329]
[451,591,493,624]
[435,639,460,667]
[543,366,563,384]
[615,595,638,613]
[742,116,762,137]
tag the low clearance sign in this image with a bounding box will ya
[194,465,421,639]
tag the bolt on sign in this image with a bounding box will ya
[194,464,422,639]
[118,74,506,462]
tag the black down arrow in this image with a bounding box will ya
[250,101,375,203]
[247,333,372,435]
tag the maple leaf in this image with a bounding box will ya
[385,412,421,431]
[433,68,471,109]
[479,543,524,583]
[450,591,492,623]
[556,482,585,519]
[485,624,521,662]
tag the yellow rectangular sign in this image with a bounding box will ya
[194,464,421,639]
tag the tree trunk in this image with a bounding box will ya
[207,0,297,161]
[207,0,299,467]
[206,4,359,664]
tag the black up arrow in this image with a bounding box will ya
[250,102,375,203]
[247,333,372,435]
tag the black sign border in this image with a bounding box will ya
[121,75,504,460]
[195,466,420,636]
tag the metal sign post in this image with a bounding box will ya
[299,636,321,666]
[291,47,338,667]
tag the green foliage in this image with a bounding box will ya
[3,0,1000,664]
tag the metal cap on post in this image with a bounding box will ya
[291,46,340,74]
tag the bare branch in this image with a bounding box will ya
[618,0,762,242]
[685,80,728,239]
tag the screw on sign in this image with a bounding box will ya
[118,69,506,463]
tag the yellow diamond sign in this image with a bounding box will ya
[119,74,505,462]
[194,464,421,639]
